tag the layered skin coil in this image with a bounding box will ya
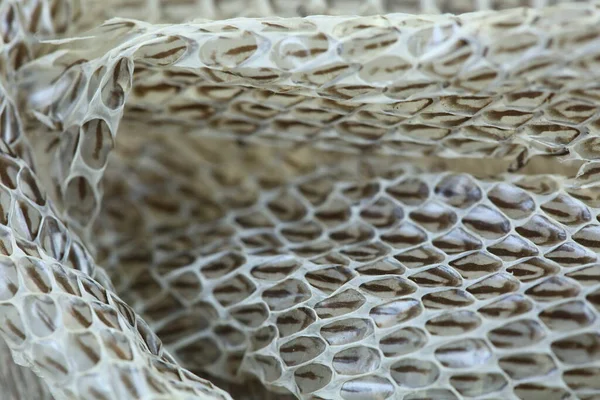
[3,0,600,399]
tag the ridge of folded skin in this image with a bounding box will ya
[14,2,600,240]
[0,138,232,400]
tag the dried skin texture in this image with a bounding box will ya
[96,137,600,398]
[4,1,600,400]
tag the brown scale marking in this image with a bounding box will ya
[18,203,35,237]
[145,45,187,61]
[100,20,136,31]
[295,370,320,380]
[324,85,375,97]
[380,335,410,346]
[251,262,299,279]
[465,217,509,236]
[586,290,600,306]
[320,300,362,311]
[94,308,120,330]
[120,368,140,397]
[479,296,532,318]
[216,282,254,296]
[201,253,245,278]
[468,279,518,297]
[449,374,480,382]
[195,85,242,99]
[253,327,275,342]
[541,208,572,219]
[287,47,328,58]
[496,40,537,54]
[545,244,596,265]
[68,74,84,104]
[570,31,600,44]
[49,59,89,86]
[501,354,542,366]
[38,356,68,376]
[420,113,469,127]
[566,266,600,284]
[329,226,373,243]
[314,64,350,76]
[341,243,389,260]
[572,231,600,249]
[515,224,565,246]
[133,83,181,97]
[410,267,461,287]
[363,37,397,52]
[463,70,498,82]
[440,96,491,114]
[507,258,558,282]
[92,121,105,160]
[333,353,361,366]
[144,196,179,213]
[426,317,479,331]
[5,319,26,341]
[25,266,50,293]
[381,232,425,247]
[449,255,501,277]
[562,104,596,113]
[224,44,258,57]
[156,253,196,273]
[237,72,280,81]
[515,60,554,76]
[69,306,92,328]
[433,237,481,253]
[491,19,522,29]
[360,278,415,297]
[489,327,528,339]
[169,277,201,291]
[272,118,319,131]
[394,247,444,267]
[441,42,471,65]
[168,103,214,116]
[551,335,599,354]
[292,242,334,258]
[1,5,15,43]
[81,278,108,303]
[33,302,56,334]
[410,210,456,229]
[507,91,545,101]
[540,307,592,325]
[381,64,410,74]
[488,245,538,259]
[262,22,288,30]
[486,109,533,120]
[526,279,580,300]
[422,290,473,308]
[391,364,432,374]
[355,261,404,276]
[6,282,16,295]
[89,388,110,400]
[388,82,431,94]
[75,335,101,365]
[0,157,19,190]
[277,314,309,327]
[322,323,363,336]
[306,268,352,286]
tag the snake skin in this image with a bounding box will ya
[3,0,600,399]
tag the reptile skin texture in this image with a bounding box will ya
[3,0,600,399]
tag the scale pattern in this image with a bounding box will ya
[95,137,600,399]
[3,0,600,399]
